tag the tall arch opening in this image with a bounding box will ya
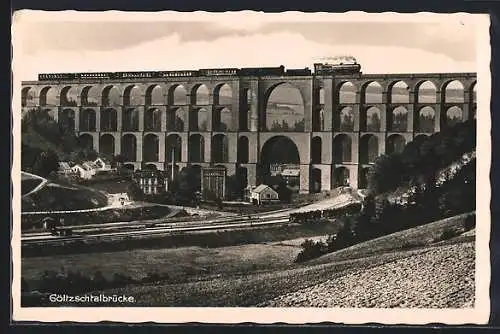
[260,136,300,189]
[144,108,162,132]
[362,81,383,104]
[335,106,354,132]
[122,108,139,131]
[100,108,118,131]
[39,87,58,106]
[237,136,249,163]
[333,167,350,188]
[445,106,464,127]
[167,107,185,132]
[121,134,137,161]
[337,82,356,104]
[443,80,465,103]
[102,86,121,106]
[22,87,35,107]
[145,85,164,105]
[390,81,409,104]
[211,134,229,163]
[123,85,142,106]
[60,86,78,106]
[416,81,437,103]
[417,106,436,133]
[58,109,75,133]
[143,134,159,162]
[192,84,210,105]
[239,88,253,131]
[188,134,205,163]
[80,86,99,106]
[361,107,381,132]
[358,167,371,189]
[77,134,94,151]
[166,134,182,162]
[99,134,115,157]
[310,168,322,193]
[80,109,96,131]
[333,134,352,163]
[390,106,409,132]
[311,136,322,164]
[214,84,232,105]
[190,108,208,131]
[360,134,379,164]
[213,107,231,132]
[386,134,406,155]
[169,85,187,105]
[266,83,305,132]
[312,108,325,131]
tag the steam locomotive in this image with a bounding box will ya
[289,202,363,224]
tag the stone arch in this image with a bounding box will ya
[445,106,464,127]
[167,107,185,131]
[260,136,301,165]
[310,168,322,193]
[192,84,210,105]
[361,106,382,132]
[77,133,94,151]
[123,85,142,106]
[442,80,465,104]
[21,87,35,107]
[333,134,352,163]
[144,108,162,132]
[213,107,231,132]
[169,85,187,105]
[190,108,209,131]
[311,136,322,164]
[358,167,371,189]
[417,106,436,133]
[337,81,356,104]
[166,134,182,162]
[312,108,325,131]
[414,134,429,144]
[99,134,115,157]
[58,109,75,133]
[362,81,383,104]
[123,163,135,171]
[100,108,118,131]
[102,85,121,106]
[39,86,58,106]
[389,106,409,132]
[144,164,158,171]
[121,134,137,161]
[333,166,350,187]
[265,82,305,132]
[188,134,205,163]
[416,80,437,104]
[389,80,410,104]
[318,87,325,105]
[145,84,164,105]
[212,134,229,163]
[386,134,406,155]
[360,134,379,164]
[60,86,78,106]
[143,134,159,162]
[237,136,249,163]
[80,109,96,131]
[213,83,232,105]
[122,108,139,131]
[80,86,99,106]
[335,106,354,132]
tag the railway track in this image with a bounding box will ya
[21,215,291,245]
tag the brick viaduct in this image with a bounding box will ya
[20,67,477,193]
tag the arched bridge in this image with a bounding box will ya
[20,65,477,193]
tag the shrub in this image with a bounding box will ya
[295,239,327,263]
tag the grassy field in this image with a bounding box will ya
[22,212,474,307]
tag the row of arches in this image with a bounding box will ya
[311,104,472,133]
[22,83,234,107]
[75,107,233,132]
[71,104,470,133]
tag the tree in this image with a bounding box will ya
[32,150,60,177]
[127,182,144,201]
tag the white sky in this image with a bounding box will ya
[12,11,481,81]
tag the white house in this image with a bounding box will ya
[71,164,94,179]
[248,184,279,205]
[57,162,74,175]
[94,157,114,172]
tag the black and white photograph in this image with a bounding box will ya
[11,10,491,324]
